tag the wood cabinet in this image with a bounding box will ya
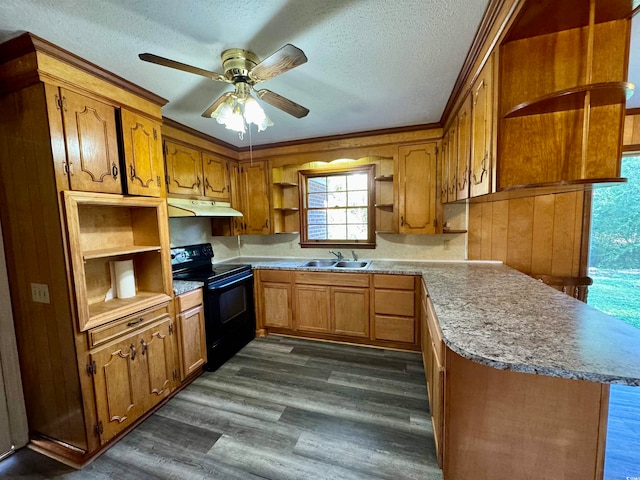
[120,109,164,197]
[256,270,417,349]
[373,274,417,344]
[257,270,294,331]
[238,161,271,235]
[497,3,629,191]
[455,95,472,201]
[164,139,232,200]
[397,143,438,234]
[57,88,122,194]
[469,55,494,198]
[0,33,176,465]
[175,288,206,380]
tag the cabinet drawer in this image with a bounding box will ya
[260,269,293,283]
[374,289,414,317]
[175,288,203,312]
[295,271,370,287]
[373,274,416,290]
[88,303,170,349]
[374,315,415,343]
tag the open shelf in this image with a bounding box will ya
[375,203,394,209]
[273,181,298,187]
[273,207,300,212]
[82,245,161,260]
[503,82,634,119]
[88,292,172,328]
[442,229,468,234]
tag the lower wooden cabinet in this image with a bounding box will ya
[255,269,416,349]
[90,313,176,445]
[175,289,207,380]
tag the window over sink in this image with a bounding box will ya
[298,164,375,248]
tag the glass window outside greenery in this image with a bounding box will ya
[299,165,375,248]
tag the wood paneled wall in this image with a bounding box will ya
[468,192,585,277]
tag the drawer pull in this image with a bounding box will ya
[127,318,143,327]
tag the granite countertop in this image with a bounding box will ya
[219,257,640,386]
[173,280,204,296]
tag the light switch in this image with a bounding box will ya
[31,283,50,304]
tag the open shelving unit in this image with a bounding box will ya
[64,191,172,331]
[271,166,301,234]
[374,159,396,233]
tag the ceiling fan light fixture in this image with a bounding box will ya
[244,95,273,132]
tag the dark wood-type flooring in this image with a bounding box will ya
[0,336,442,479]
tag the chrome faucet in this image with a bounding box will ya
[351,250,358,261]
[329,250,343,261]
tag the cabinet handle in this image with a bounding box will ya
[400,216,404,226]
[196,177,201,188]
[157,175,161,187]
[129,164,135,180]
[205,178,212,192]
[264,219,269,229]
[112,162,118,179]
[140,339,148,356]
[130,344,137,361]
[127,318,143,327]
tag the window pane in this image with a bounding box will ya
[308,224,327,240]
[308,177,327,192]
[328,224,346,239]
[347,208,367,224]
[307,209,327,225]
[347,174,368,190]
[308,193,327,208]
[347,191,368,207]
[328,192,347,207]
[328,209,346,224]
[347,224,368,240]
[327,176,346,192]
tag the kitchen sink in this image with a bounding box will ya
[301,259,337,267]
[334,261,370,269]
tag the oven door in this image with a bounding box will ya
[203,270,255,370]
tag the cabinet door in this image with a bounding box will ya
[240,161,271,234]
[202,153,231,201]
[331,287,369,338]
[61,89,122,194]
[398,143,438,234]
[164,140,203,196]
[470,56,494,198]
[139,318,176,410]
[456,94,472,201]
[120,109,163,197]
[262,282,293,328]
[91,336,144,444]
[440,133,449,205]
[431,342,444,467]
[229,162,244,235]
[177,305,207,380]
[295,285,330,333]
[446,126,458,203]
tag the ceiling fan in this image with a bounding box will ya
[139,44,310,122]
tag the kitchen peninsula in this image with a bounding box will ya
[222,257,640,480]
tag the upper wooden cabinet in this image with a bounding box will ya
[120,109,164,197]
[239,161,271,235]
[497,1,630,190]
[57,88,122,194]
[397,143,438,234]
[164,139,232,201]
[455,94,472,201]
[470,55,494,198]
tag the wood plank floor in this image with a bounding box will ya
[0,336,442,479]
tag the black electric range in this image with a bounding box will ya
[171,244,255,371]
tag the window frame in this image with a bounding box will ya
[298,164,376,249]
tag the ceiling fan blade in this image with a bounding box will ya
[201,92,233,118]
[139,53,227,82]
[249,44,307,83]
[256,89,309,118]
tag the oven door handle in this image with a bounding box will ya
[208,272,254,290]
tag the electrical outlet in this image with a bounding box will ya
[31,283,50,304]
[443,239,451,251]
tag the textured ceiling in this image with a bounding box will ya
[0,1,637,149]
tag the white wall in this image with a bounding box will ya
[169,203,468,262]
[0,220,28,460]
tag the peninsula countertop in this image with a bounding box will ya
[219,257,640,386]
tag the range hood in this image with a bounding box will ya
[167,198,243,217]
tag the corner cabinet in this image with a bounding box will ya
[397,143,438,234]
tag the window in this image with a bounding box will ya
[299,165,375,248]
